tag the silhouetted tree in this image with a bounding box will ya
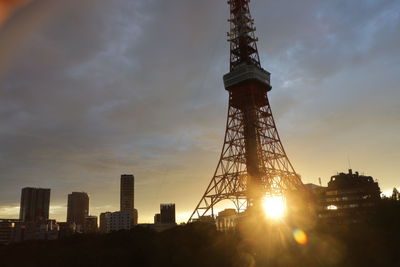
[1,203,400,267]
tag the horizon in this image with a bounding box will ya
[1,183,398,224]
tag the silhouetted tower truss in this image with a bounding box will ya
[189,0,304,221]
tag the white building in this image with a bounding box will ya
[99,211,132,233]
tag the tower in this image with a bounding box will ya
[189,0,304,221]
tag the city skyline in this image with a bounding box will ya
[1,0,400,223]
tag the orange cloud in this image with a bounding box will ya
[0,0,32,26]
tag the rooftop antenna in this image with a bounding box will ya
[347,155,352,171]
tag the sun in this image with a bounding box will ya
[262,195,286,220]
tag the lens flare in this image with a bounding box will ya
[262,195,286,220]
[293,229,308,245]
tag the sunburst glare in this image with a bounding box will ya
[262,195,286,220]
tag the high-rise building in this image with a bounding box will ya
[67,192,89,228]
[19,187,50,223]
[160,204,176,224]
[99,211,132,233]
[120,174,138,225]
[120,174,134,212]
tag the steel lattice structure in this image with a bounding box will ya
[189,0,304,222]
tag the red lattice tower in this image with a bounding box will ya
[189,0,304,221]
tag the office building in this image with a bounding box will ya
[99,211,132,233]
[318,169,381,222]
[67,192,89,228]
[120,174,138,225]
[160,204,176,224]
[19,187,50,223]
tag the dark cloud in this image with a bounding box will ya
[0,0,399,222]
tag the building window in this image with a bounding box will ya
[327,205,338,210]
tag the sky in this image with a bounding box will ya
[0,0,399,223]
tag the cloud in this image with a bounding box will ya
[0,0,399,222]
[0,205,19,218]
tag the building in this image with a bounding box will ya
[99,211,132,233]
[154,213,161,224]
[160,204,176,224]
[12,220,59,242]
[120,174,138,226]
[120,174,134,212]
[58,222,76,239]
[0,219,19,245]
[99,212,109,233]
[9,221,25,243]
[319,169,381,222]
[19,187,50,223]
[67,192,89,230]
[140,204,177,233]
[83,216,98,233]
[133,209,138,225]
[216,209,237,231]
